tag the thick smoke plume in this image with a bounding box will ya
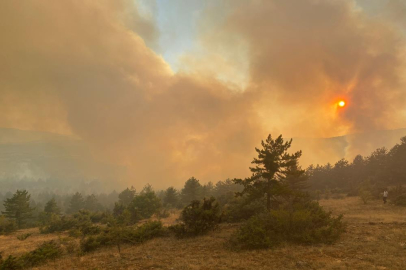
[0,0,405,188]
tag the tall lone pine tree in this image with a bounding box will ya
[235,134,304,210]
[2,190,33,228]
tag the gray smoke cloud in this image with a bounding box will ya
[0,0,405,188]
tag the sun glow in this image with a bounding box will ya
[338,100,346,107]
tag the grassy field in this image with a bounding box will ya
[2,197,406,269]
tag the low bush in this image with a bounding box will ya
[229,195,345,250]
[19,240,63,268]
[223,197,266,222]
[0,216,17,235]
[40,211,100,237]
[80,221,166,253]
[0,255,22,270]
[0,241,63,269]
[40,214,77,234]
[16,233,32,241]
[169,197,222,238]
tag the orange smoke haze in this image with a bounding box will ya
[0,0,405,188]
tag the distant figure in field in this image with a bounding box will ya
[383,190,388,204]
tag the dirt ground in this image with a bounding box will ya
[2,197,406,270]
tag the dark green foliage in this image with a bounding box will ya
[84,195,103,212]
[213,179,243,207]
[0,255,22,270]
[40,214,77,234]
[128,185,161,220]
[2,190,34,228]
[40,210,101,235]
[118,187,136,206]
[163,187,180,208]
[0,241,62,269]
[19,240,62,268]
[67,192,84,214]
[17,233,32,241]
[44,198,60,215]
[169,197,221,237]
[234,134,303,210]
[223,196,266,222]
[0,216,17,235]
[307,136,406,194]
[229,195,345,250]
[181,177,203,205]
[80,221,166,253]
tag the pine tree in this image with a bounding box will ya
[181,177,202,204]
[2,190,34,228]
[68,192,85,214]
[84,194,103,212]
[129,185,161,219]
[163,187,179,207]
[44,198,61,215]
[234,134,303,210]
[118,186,136,206]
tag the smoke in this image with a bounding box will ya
[0,0,405,188]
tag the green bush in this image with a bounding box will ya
[80,221,166,253]
[0,216,17,235]
[0,255,22,270]
[40,214,77,234]
[80,236,101,253]
[16,233,32,241]
[40,211,100,236]
[223,197,266,222]
[19,240,63,268]
[169,197,221,238]
[229,195,345,250]
[0,241,63,269]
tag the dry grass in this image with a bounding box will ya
[0,228,66,258]
[2,198,406,269]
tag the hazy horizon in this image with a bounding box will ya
[1,0,406,188]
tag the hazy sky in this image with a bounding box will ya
[1,0,405,188]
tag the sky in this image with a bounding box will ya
[0,0,405,188]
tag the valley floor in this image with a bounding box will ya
[2,197,406,270]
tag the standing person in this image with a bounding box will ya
[383,190,388,204]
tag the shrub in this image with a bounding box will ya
[169,197,221,237]
[19,240,63,268]
[0,216,17,235]
[40,211,100,237]
[223,197,266,222]
[40,214,77,234]
[129,187,162,220]
[80,236,101,253]
[80,221,166,253]
[0,255,22,270]
[16,233,32,241]
[359,190,373,204]
[229,195,345,250]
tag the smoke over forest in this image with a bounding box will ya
[1,0,405,188]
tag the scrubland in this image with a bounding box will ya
[1,197,406,270]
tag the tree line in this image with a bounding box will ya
[306,136,406,198]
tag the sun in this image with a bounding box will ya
[338,100,346,107]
